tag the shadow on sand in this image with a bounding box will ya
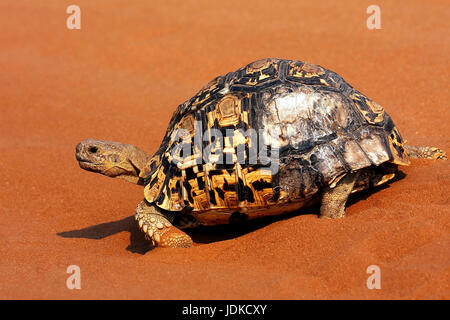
[57,171,406,255]
[57,211,307,255]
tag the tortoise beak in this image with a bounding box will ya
[75,140,103,169]
[77,160,99,172]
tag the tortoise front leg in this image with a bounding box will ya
[405,145,447,160]
[135,201,193,248]
[320,171,359,219]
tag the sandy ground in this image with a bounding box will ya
[1,0,449,299]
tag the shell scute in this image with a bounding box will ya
[229,58,282,89]
[349,91,385,125]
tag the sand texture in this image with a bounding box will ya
[1,0,449,299]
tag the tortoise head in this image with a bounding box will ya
[75,139,152,185]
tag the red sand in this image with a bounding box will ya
[1,0,449,299]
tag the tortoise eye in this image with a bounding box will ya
[88,146,98,154]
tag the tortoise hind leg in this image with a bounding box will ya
[135,201,193,248]
[405,145,447,160]
[320,171,359,219]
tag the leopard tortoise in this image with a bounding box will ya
[75,58,446,248]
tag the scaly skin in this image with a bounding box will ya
[320,171,359,219]
[75,139,153,185]
[406,145,447,160]
[135,200,193,248]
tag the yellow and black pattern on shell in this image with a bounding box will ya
[286,60,327,85]
[144,87,278,213]
[347,91,409,165]
[143,58,410,221]
[384,116,409,165]
[228,58,282,88]
[349,91,385,125]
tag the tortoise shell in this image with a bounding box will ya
[141,58,409,225]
